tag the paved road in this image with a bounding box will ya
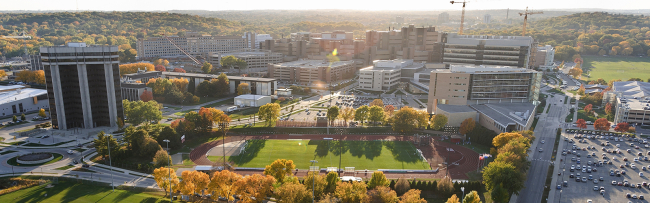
[516,86,572,203]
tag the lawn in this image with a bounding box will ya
[228,140,430,170]
[7,153,63,167]
[173,109,198,116]
[0,181,169,203]
[581,55,650,82]
[202,99,234,108]
[227,107,260,120]
[54,165,75,170]
[576,109,608,122]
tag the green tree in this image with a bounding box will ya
[368,105,385,125]
[490,184,509,203]
[354,105,370,125]
[153,149,171,168]
[12,115,17,122]
[263,159,296,183]
[141,137,163,158]
[368,171,390,189]
[462,190,482,203]
[201,62,213,73]
[483,162,525,195]
[237,83,251,95]
[123,99,163,126]
[216,73,230,96]
[459,118,476,135]
[258,103,281,127]
[325,172,340,194]
[431,114,448,130]
[93,131,120,159]
[327,106,340,125]
[304,172,327,200]
[20,113,25,121]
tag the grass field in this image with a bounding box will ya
[228,140,430,170]
[582,55,650,82]
[0,181,169,203]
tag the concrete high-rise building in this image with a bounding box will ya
[432,33,534,68]
[535,45,555,69]
[438,12,450,24]
[268,60,356,84]
[29,54,43,70]
[136,32,250,58]
[358,59,424,91]
[365,25,443,64]
[40,42,124,130]
[243,32,273,49]
[483,14,492,24]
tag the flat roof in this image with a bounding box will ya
[0,85,26,91]
[612,81,650,111]
[470,103,536,127]
[163,72,276,82]
[273,60,354,68]
[432,65,537,74]
[437,104,476,113]
[235,94,271,100]
[0,88,47,105]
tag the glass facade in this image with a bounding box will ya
[469,73,534,100]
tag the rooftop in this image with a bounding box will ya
[446,33,534,46]
[163,72,276,82]
[0,85,26,92]
[612,81,650,110]
[235,94,271,100]
[471,103,536,127]
[432,65,537,74]
[437,104,476,113]
[273,60,354,68]
[213,49,282,57]
[0,88,47,105]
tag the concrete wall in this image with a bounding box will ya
[437,109,477,127]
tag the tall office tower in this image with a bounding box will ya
[40,42,124,130]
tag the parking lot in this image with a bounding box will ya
[282,95,406,123]
[557,129,650,202]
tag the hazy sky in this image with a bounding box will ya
[4,0,650,11]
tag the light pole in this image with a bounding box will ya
[163,139,172,202]
[461,187,465,200]
[310,160,318,203]
[218,122,230,169]
[107,135,114,191]
[337,128,345,175]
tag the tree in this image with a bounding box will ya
[15,70,46,85]
[325,172,340,194]
[335,181,368,203]
[153,59,169,67]
[275,182,312,203]
[577,84,585,95]
[170,78,189,93]
[93,131,120,159]
[494,151,529,173]
[399,189,426,203]
[140,89,153,102]
[490,184,509,203]
[615,122,630,132]
[338,107,355,126]
[576,119,587,129]
[368,106,386,125]
[367,186,398,203]
[459,118,476,135]
[38,108,46,117]
[264,159,296,183]
[155,65,166,72]
[119,63,155,76]
[628,77,643,81]
[446,194,460,203]
[201,62,213,73]
[12,115,17,122]
[141,137,163,158]
[258,103,281,127]
[304,172,327,200]
[598,49,606,56]
[237,83,251,95]
[368,171,390,189]
[153,167,179,195]
[594,118,611,131]
[0,70,6,79]
[196,80,211,97]
[369,99,384,107]
[153,149,171,168]
[327,106,340,125]
[482,162,524,195]
[354,105,370,125]
[233,174,276,203]
[122,99,162,125]
[383,105,396,117]
[584,104,593,115]
[492,132,524,148]
[437,176,455,197]
[568,67,583,78]
[216,73,230,95]
[431,114,448,130]
[390,107,419,133]
[179,170,210,198]
[395,178,410,196]
[173,68,186,73]
[462,190,482,203]
[319,194,341,203]
[207,170,242,202]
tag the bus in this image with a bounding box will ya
[227,106,238,113]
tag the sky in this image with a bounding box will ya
[3,0,650,11]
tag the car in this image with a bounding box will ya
[167,118,173,121]
[625,157,629,161]
[641,195,645,200]
[82,164,90,168]
[541,140,545,144]
[563,181,568,187]
[628,193,632,198]
[582,177,588,182]
[641,172,645,177]
[577,177,582,182]
[633,194,638,199]
[73,160,78,164]
[589,175,593,180]
[599,177,604,181]
[539,148,543,152]
[593,186,599,191]
[570,174,575,178]
[67,150,74,154]
[593,179,599,184]
[558,185,563,190]
[613,181,618,185]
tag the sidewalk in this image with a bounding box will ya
[83,152,154,179]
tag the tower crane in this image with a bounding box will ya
[519,7,543,36]
[2,30,32,58]
[161,34,202,66]
[450,1,469,35]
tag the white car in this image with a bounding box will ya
[539,148,543,152]
[541,140,545,144]
[67,150,74,154]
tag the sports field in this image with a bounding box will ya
[0,181,169,203]
[228,140,430,170]
[582,55,650,82]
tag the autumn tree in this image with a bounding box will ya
[483,162,525,195]
[140,89,153,102]
[275,182,312,203]
[237,83,251,95]
[153,149,171,168]
[446,194,461,203]
[492,132,525,148]
[153,58,169,67]
[368,105,386,125]
[605,102,614,120]
[335,181,368,203]
[325,172,340,194]
[394,178,410,196]
[15,70,45,84]
[437,176,455,197]
[384,105,395,117]
[304,172,327,200]
[399,189,426,203]
[462,190,482,203]
[568,67,583,79]
[594,118,611,131]
[258,103,281,127]
[153,167,179,196]
[338,107,355,126]
[201,62,213,73]
[155,65,166,72]
[207,170,242,202]
[173,68,186,73]
[179,170,210,199]
[576,119,587,129]
[38,108,46,117]
[264,159,296,183]
[368,171,390,189]
[369,99,384,107]
[0,70,6,80]
[577,84,585,95]
[431,114,448,130]
[614,122,630,132]
[367,186,398,203]
[584,104,593,115]
[459,118,476,135]
[119,63,154,76]
[234,174,276,203]
[354,105,370,125]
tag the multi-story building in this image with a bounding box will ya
[365,25,443,64]
[535,45,555,69]
[0,85,49,118]
[432,33,534,68]
[205,48,283,71]
[607,81,650,125]
[483,14,492,24]
[40,42,124,130]
[268,60,356,84]
[123,71,277,96]
[358,59,425,91]
[243,32,273,49]
[120,81,149,101]
[136,32,250,59]
[396,16,405,24]
[438,12,450,24]
[29,54,43,70]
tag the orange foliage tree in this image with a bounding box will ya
[594,118,610,131]
[119,63,155,76]
[233,174,276,203]
[576,119,587,129]
[140,89,153,102]
[155,65,166,72]
[15,70,45,84]
[459,118,476,135]
[614,122,630,132]
[173,68,186,73]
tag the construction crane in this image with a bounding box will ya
[161,34,202,66]
[519,7,543,36]
[450,1,469,35]
[2,30,32,58]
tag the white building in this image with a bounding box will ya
[358,59,424,92]
[438,33,535,69]
[483,14,492,24]
[535,45,555,70]
[0,85,49,118]
[605,81,650,125]
[234,94,272,107]
[136,32,249,58]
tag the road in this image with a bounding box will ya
[516,85,573,203]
